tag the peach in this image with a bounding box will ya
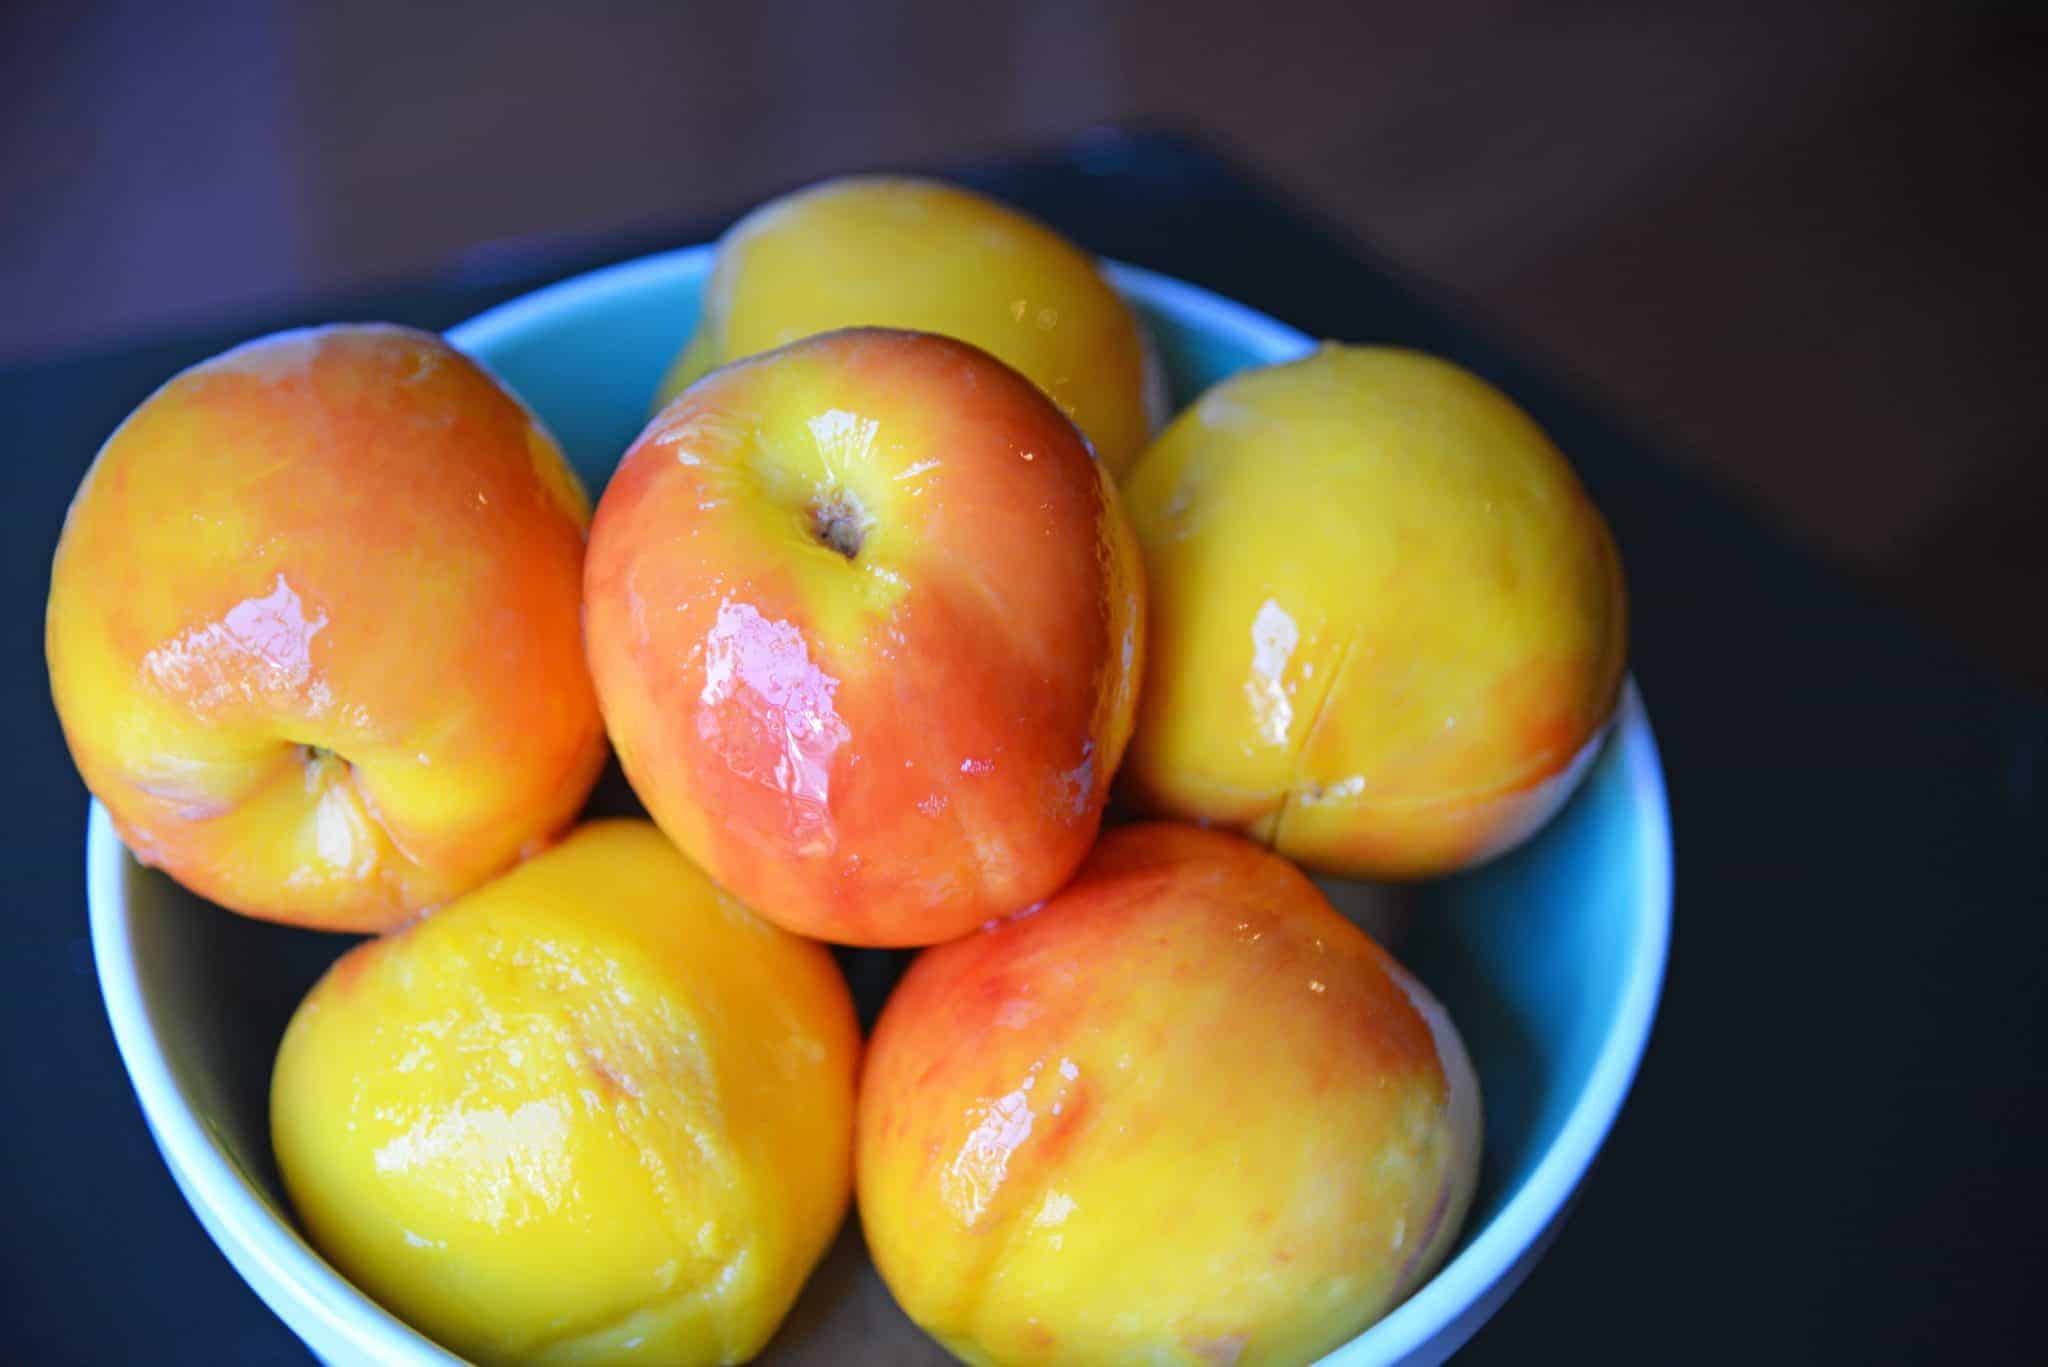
[585,328,1143,947]
[658,176,1161,478]
[857,823,1481,1366]
[271,820,861,1365]
[1120,345,1628,879]
[45,325,606,930]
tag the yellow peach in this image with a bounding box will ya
[857,823,1481,1366]
[45,325,606,930]
[271,820,861,1365]
[658,176,1160,477]
[1121,346,1628,879]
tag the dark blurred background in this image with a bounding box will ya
[5,0,2044,688]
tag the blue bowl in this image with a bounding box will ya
[91,245,1672,1365]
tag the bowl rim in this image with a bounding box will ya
[89,243,1674,1367]
[447,244,1321,370]
[89,802,462,1365]
[1323,680,1671,1363]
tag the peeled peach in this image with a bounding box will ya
[1121,345,1628,879]
[658,176,1160,477]
[587,328,1143,947]
[46,325,606,930]
[271,820,861,1365]
[857,823,1481,1366]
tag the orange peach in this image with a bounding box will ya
[46,325,606,931]
[585,328,1143,947]
[858,823,1482,1366]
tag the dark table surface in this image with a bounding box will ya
[5,129,2044,1364]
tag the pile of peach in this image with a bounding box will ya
[47,177,1625,1366]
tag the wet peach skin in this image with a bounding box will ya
[858,823,1482,1367]
[273,820,861,1365]
[584,328,1144,947]
[45,325,606,930]
[1120,345,1627,880]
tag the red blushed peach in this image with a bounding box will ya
[857,823,1481,1367]
[583,328,1144,947]
[46,325,606,931]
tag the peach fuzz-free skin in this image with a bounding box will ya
[1120,345,1627,880]
[585,328,1143,947]
[858,822,1481,1367]
[272,820,860,1365]
[657,175,1161,479]
[46,324,606,931]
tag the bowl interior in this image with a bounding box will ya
[93,246,1670,1366]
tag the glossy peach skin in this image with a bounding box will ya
[45,325,606,930]
[858,823,1482,1367]
[657,176,1163,479]
[585,328,1144,947]
[1121,345,1628,880]
[272,820,862,1365]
